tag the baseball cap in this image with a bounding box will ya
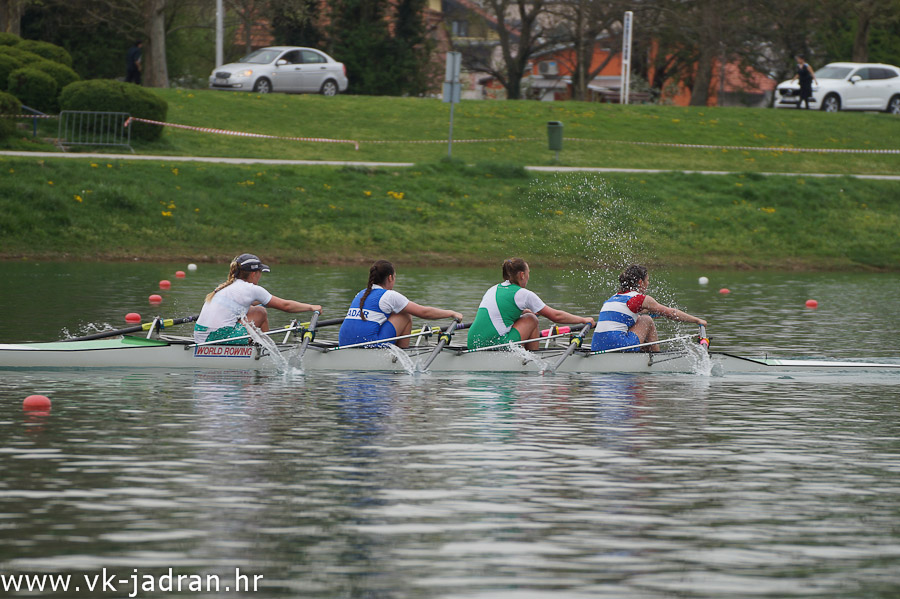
[235,253,270,272]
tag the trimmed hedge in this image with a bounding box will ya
[0,33,21,47]
[8,67,57,112]
[18,39,72,68]
[0,46,45,66]
[32,60,80,91]
[0,91,20,139]
[0,54,23,91]
[59,79,168,142]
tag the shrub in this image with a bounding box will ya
[0,33,21,47]
[0,90,20,139]
[8,67,57,112]
[18,39,72,68]
[0,54,23,91]
[31,60,79,91]
[59,79,168,142]
[0,46,45,66]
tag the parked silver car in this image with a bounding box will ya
[775,62,900,113]
[209,46,348,96]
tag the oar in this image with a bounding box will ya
[420,320,469,371]
[191,316,344,348]
[549,322,594,373]
[295,310,320,361]
[66,315,198,342]
[326,325,440,352]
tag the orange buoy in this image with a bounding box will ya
[805,299,818,308]
[149,294,162,304]
[719,288,731,295]
[23,395,51,410]
[159,280,171,289]
[175,271,186,278]
[125,312,141,323]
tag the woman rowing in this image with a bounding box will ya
[467,257,594,351]
[591,264,706,353]
[194,253,321,345]
[338,260,463,348]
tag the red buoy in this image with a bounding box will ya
[125,312,141,323]
[175,271,186,278]
[719,288,731,295]
[805,299,818,308]
[23,395,51,411]
[159,280,171,289]
[149,294,162,304]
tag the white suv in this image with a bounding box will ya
[774,62,900,114]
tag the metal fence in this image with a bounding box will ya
[57,111,133,153]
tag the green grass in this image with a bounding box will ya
[11,90,900,174]
[1,156,897,270]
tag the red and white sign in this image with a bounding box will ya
[194,345,254,358]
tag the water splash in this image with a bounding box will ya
[244,322,292,372]
[681,337,713,377]
[382,344,420,375]
[505,343,550,373]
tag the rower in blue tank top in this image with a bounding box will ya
[338,260,463,348]
[591,265,707,352]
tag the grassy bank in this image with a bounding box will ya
[1,156,897,269]
[13,90,900,175]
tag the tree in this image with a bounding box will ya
[549,0,627,101]
[459,0,554,100]
[329,0,395,95]
[0,0,36,35]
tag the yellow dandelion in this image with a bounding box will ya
[106,164,112,168]
[161,211,172,217]
[167,203,176,210]
[48,181,53,185]
[323,183,331,190]
[195,208,200,212]
[90,163,98,168]
[364,190,372,197]
[74,195,83,203]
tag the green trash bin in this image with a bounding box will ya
[547,121,563,152]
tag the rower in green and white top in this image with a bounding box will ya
[467,258,595,351]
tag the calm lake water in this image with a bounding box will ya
[1,262,899,598]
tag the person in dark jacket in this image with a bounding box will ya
[791,55,818,109]
[125,40,143,84]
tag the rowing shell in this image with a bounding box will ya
[0,336,898,374]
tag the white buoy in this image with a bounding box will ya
[698,276,709,285]
[187,263,198,271]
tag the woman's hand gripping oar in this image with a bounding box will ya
[420,320,469,371]
[549,321,594,373]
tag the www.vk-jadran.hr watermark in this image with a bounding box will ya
[1,568,264,596]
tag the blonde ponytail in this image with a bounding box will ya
[205,260,241,303]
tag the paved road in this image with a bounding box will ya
[2,151,898,180]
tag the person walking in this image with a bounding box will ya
[791,55,817,109]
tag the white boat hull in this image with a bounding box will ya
[0,336,898,374]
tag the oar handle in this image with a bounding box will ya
[65,315,198,342]
[420,319,466,371]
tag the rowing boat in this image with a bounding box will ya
[1,334,897,374]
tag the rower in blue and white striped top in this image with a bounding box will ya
[591,265,707,353]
